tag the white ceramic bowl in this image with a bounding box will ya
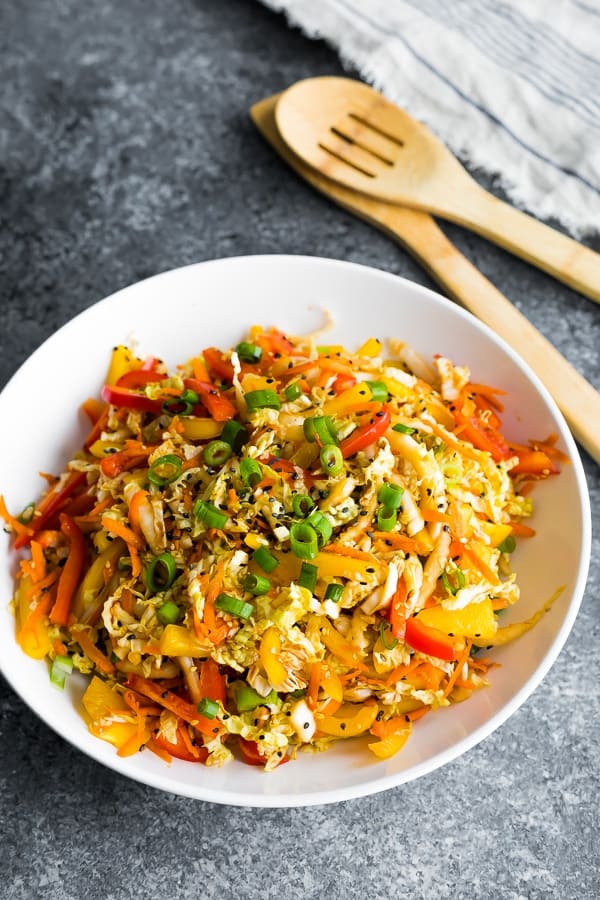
[0,256,591,807]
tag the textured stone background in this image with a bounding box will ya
[1,2,598,898]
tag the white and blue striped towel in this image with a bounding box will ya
[261,0,600,236]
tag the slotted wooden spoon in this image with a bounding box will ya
[275,77,600,303]
[250,92,600,463]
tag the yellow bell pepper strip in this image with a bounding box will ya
[14,573,54,659]
[158,624,212,657]
[49,515,86,627]
[260,626,288,687]
[322,382,380,417]
[404,617,457,661]
[318,701,379,737]
[312,616,366,668]
[471,586,563,648]
[368,724,412,760]
[356,337,382,357]
[125,674,223,737]
[105,345,143,385]
[340,406,391,458]
[82,677,151,757]
[71,538,125,623]
[417,599,498,641]
[178,417,223,442]
[479,521,513,548]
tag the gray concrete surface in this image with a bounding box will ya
[1,1,598,898]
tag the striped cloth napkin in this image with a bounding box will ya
[261,0,600,236]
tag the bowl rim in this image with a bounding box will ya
[0,254,592,807]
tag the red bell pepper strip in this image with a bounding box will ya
[454,412,512,461]
[116,370,164,390]
[125,675,223,738]
[101,384,164,415]
[198,659,226,705]
[404,617,456,661]
[388,577,408,641]
[510,449,557,476]
[255,328,296,357]
[183,378,236,422]
[340,405,391,458]
[238,738,267,766]
[15,471,87,549]
[151,730,209,763]
[203,347,235,383]
[99,441,152,478]
[49,514,86,626]
[332,373,357,394]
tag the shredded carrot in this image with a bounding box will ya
[385,656,421,686]
[372,532,425,555]
[178,722,202,759]
[147,737,173,764]
[29,541,46,584]
[325,543,379,563]
[406,706,431,722]
[462,544,501,585]
[421,508,453,526]
[0,495,34,538]
[101,516,143,549]
[443,640,473,698]
[307,662,323,710]
[53,638,68,656]
[427,421,482,462]
[509,521,536,537]
[72,626,116,674]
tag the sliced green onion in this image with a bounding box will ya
[320,444,344,477]
[215,593,253,619]
[193,499,228,530]
[252,546,279,573]
[498,535,517,554]
[442,567,466,596]
[157,600,182,625]
[284,382,302,402]
[288,688,306,699]
[239,458,262,488]
[366,381,389,402]
[378,482,404,509]
[221,420,248,451]
[298,562,318,593]
[292,493,315,518]
[162,391,197,416]
[235,341,263,364]
[17,502,35,525]
[324,583,344,602]
[146,552,178,593]
[245,389,281,411]
[392,423,416,435]
[303,415,338,445]
[197,697,220,718]
[305,510,333,548]
[379,620,399,650]
[50,655,73,690]
[243,573,271,595]
[289,523,318,560]
[148,454,183,486]
[203,440,232,467]
[117,556,132,571]
[181,388,200,405]
[376,506,397,532]
[233,683,278,712]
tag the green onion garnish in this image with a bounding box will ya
[17,502,35,525]
[215,593,253,619]
[379,620,399,650]
[392,423,416,435]
[203,440,232,467]
[245,389,281,411]
[242,573,271,595]
[221,419,248,451]
[378,482,404,509]
[197,697,220,718]
[320,444,344,477]
[498,535,517,554]
[298,562,318,593]
[305,510,333,548]
[289,522,319,560]
[50,654,73,690]
[292,493,315,518]
[162,389,198,416]
[239,458,263,488]
[235,341,263,364]
[441,567,466,596]
[157,600,182,625]
[146,552,178,593]
[148,454,183,486]
[284,382,302,402]
[252,546,279,573]
[193,499,228,530]
[376,506,397,532]
[303,415,338,445]
[234,683,278,712]
[324,583,344,603]
[366,381,389,402]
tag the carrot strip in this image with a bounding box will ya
[72,627,116,674]
[0,495,34,538]
[462,544,500,585]
[372,533,425,554]
[125,675,223,737]
[307,662,323,710]
[443,640,473,698]
[509,522,536,538]
[325,544,379,563]
[421,508,453,526]
[29,541,46,584]
[147,737,173,764]
[101,516,143,549]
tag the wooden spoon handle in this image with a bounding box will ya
[395,213,600,463]
[450,186,600,304]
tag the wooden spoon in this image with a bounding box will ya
[250,92,600,464]
[275,77,600,304]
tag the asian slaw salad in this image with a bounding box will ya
[1,326,565,770]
